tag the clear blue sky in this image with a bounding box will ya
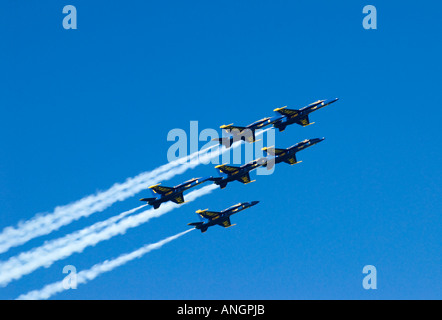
[0,1,441,299]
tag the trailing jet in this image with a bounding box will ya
[210,158,267,189]
[217,117,272,145]
[188,201,259,233]
[262,137,325,169]
[140,177,212,209]
[272,98,338,132]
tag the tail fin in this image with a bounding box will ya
[207,176,227,189]
[276,124,286,132]
[215,180,228,189]
[187,222,208,233]
[140,197,161,209]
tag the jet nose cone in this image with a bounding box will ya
[251,201,260,206]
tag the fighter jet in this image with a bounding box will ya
[210,158,267,189]
[140,177,212,209]
[216,117,272,146]
[262,138,325,169]
[188,201,259,233]
[272,98,339,132]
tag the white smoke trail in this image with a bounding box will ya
[17,229,194,300]
[0,143,222,254]
[0,126,271,254]
[0,184,217,287]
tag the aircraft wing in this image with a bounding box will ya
[215,164,240,175]
[282,154,299,165]
[218,217,235,228]
[263,146,286,156]
[220,124,255,143]
[295,115,311,127]
[220,124,247,134]
[197,209,221,221]
[273,106,299,117]
[170,192,185,204]
[149,184,174,195]
[236,172,255,184]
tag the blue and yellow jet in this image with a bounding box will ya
[210,158,267,189]
[214,117,272,147]
[140,177,212,209]
[271,98,339,132]
[188,201,259,233]
[262,138,325,169]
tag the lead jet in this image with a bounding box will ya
[210,158,267,189]
[262,137,325,169]
[140,177,212,209]
[272,98,339,132]
[216,117,272,147]
[188,201,259,233]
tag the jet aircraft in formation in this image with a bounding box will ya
[272,98,339,132]
[262,137,325,169]
[139,98,338,232]
[215,98,338,149]
[188,201,259,233]
[211,158,267,189]
[139,177,212,209]
[220,117,272,143]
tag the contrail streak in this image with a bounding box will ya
[16,229,194,300]
[0,142,224,254]
[0,184,217,287]
[0,127,270,254]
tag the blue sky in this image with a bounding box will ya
[0,1,441,299]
